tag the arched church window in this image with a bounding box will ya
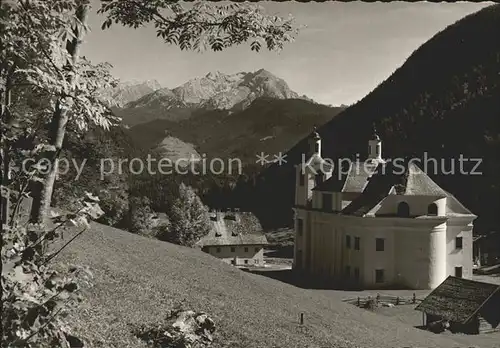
[427,203,438,216]
[397,202,410,217]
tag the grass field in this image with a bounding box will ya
[56,222,495,348]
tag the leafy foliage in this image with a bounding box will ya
[99,1,299,52]
[1,0,302,345]
[158,183,211,247]
[1,1,112,345]
[52,125,132,227]
[1,0,121,226]
[1,155,103,347]
[126,196,155,236]
[2,0,120,134]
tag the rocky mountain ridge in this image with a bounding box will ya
[106,79,163,107]
[117,69,313,126]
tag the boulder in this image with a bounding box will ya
[133,309,216,348]
[171,310,216,345]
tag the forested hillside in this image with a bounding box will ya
[128,97,344,166]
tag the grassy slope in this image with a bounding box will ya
[58,223,470,348]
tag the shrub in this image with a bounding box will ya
[2,188,103,346]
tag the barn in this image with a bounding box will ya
[415,276,500,334]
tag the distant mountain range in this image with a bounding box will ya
[115,69,314,126]
[106,79,163,108]
[112,70,343,165]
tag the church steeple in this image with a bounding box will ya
[368,124,382,160]
[308,126,322,157]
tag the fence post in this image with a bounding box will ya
[412,293,416,304]
[357,297,360,307]
[376,293,380,303]
[300,312,304,325]
[396,296,400,305]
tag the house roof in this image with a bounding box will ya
[415,276,500,324]
[196,212,268,247]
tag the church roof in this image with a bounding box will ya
[312,158,474,218]
[340,166,394,216]
[313,160,380,193]
[444,190,474,216]
[196,212,268,247]
[340,160,454,217]
[312,160,351,192]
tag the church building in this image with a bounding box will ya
[293,129,476,290]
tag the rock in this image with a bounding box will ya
[170,310,216,347]
[381,302,395,307]
[134,309,216,348]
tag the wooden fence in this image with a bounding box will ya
[343,293,423,308]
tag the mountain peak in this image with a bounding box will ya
[105,79,162,107]
[205,71,225,79]
[165,69,305,110]
[118,69,314,125]
[254,68,273,76]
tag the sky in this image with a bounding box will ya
[83,1,493,106]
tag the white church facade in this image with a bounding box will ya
[293,129,476,290]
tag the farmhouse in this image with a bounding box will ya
[415,276,500,334]
[292,129,477,289]
[197,210,268,267]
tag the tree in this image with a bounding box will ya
[1,0,300,344]
[1,0,119,225]
[0,2,114,346]
[52,126,131,227]
[99,1,299,53]
[0,136,105,346]
[160,183,211,247]
[4,0,299,225]
[126,196,154,236]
